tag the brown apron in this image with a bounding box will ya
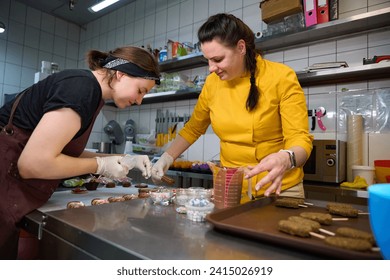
[0,90,104,258]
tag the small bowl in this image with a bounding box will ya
[185,198,214,222]
[149,187,173,205]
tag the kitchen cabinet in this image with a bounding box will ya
[136,7,390,104]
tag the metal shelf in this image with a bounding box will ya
[255,7,390,52]
[159,52,207,73]
[126,63,390,105]
[297,62,390,87]
[141,88,201,104]
[157,8,390,74]
[105,88,201,106]
[146,8,390,102]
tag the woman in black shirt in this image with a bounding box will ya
[0,45,160,259]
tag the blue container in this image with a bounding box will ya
[368,183,390,259]
[159,49,167,62]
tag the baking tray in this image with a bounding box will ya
[206,197,382,260]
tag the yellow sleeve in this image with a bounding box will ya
[279,67,313,158]
[178,82,212,144]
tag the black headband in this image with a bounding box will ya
[102,56,160,85]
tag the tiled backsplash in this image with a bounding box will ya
[1,0,390,162]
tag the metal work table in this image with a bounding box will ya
[21,183,369,260]
[21,187,330,260]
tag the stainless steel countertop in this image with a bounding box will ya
[22,183,369,260]
[23,186,329,260]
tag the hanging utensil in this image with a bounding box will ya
[316,106,327,131]
[163,110,169,145]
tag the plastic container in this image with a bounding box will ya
[185,201,214,222]
[159,49,167,62]
[149,187,173,205]
[368,184,390,259]
[352,165,375,185]
[374,160,390,183]
[175,188,189,206]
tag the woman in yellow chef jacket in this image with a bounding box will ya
[152,13,313,202]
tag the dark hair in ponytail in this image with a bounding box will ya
[198,13,259,111]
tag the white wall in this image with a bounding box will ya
[0,0,80,100]
[1,0,390,163]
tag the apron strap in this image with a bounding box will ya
[2,89,28,135]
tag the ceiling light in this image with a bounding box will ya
[88,0,121,13]
[0,22,5,33]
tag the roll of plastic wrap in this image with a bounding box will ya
[347,115,364,181]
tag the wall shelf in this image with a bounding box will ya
[105,88,201,106]
[297,62,390,87]
[255,7,390,52]
[159,52,207,73]
[144,8,390,103]
[132,63,390,105]
[141,88,201,104]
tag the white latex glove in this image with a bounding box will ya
[120,154,152,179]
[151,152,174,184]
[96,156,130,179]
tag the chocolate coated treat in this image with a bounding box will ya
[327,202,359,218]
[275,197,304,209]
[288,216,321,232]
[278,220,312,237]
[300,212,333,225]
[105,182,116,188]
[122,194,136,201]
[67,201,85,209]
[108,196,125,203]
[161,175,175,185]
[324,236,372,251]
[91,198,109,205]
[336,227,375,244]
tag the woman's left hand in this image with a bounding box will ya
[244,151,291,196]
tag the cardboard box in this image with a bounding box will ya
[260,0,303,23]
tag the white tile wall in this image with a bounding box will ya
[1,0,390,162]
[0,0,80,104]
[22,47,38,68]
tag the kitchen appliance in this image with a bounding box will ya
[303,139,346,183]
[124,119,136,154]
[103,120,124,153]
